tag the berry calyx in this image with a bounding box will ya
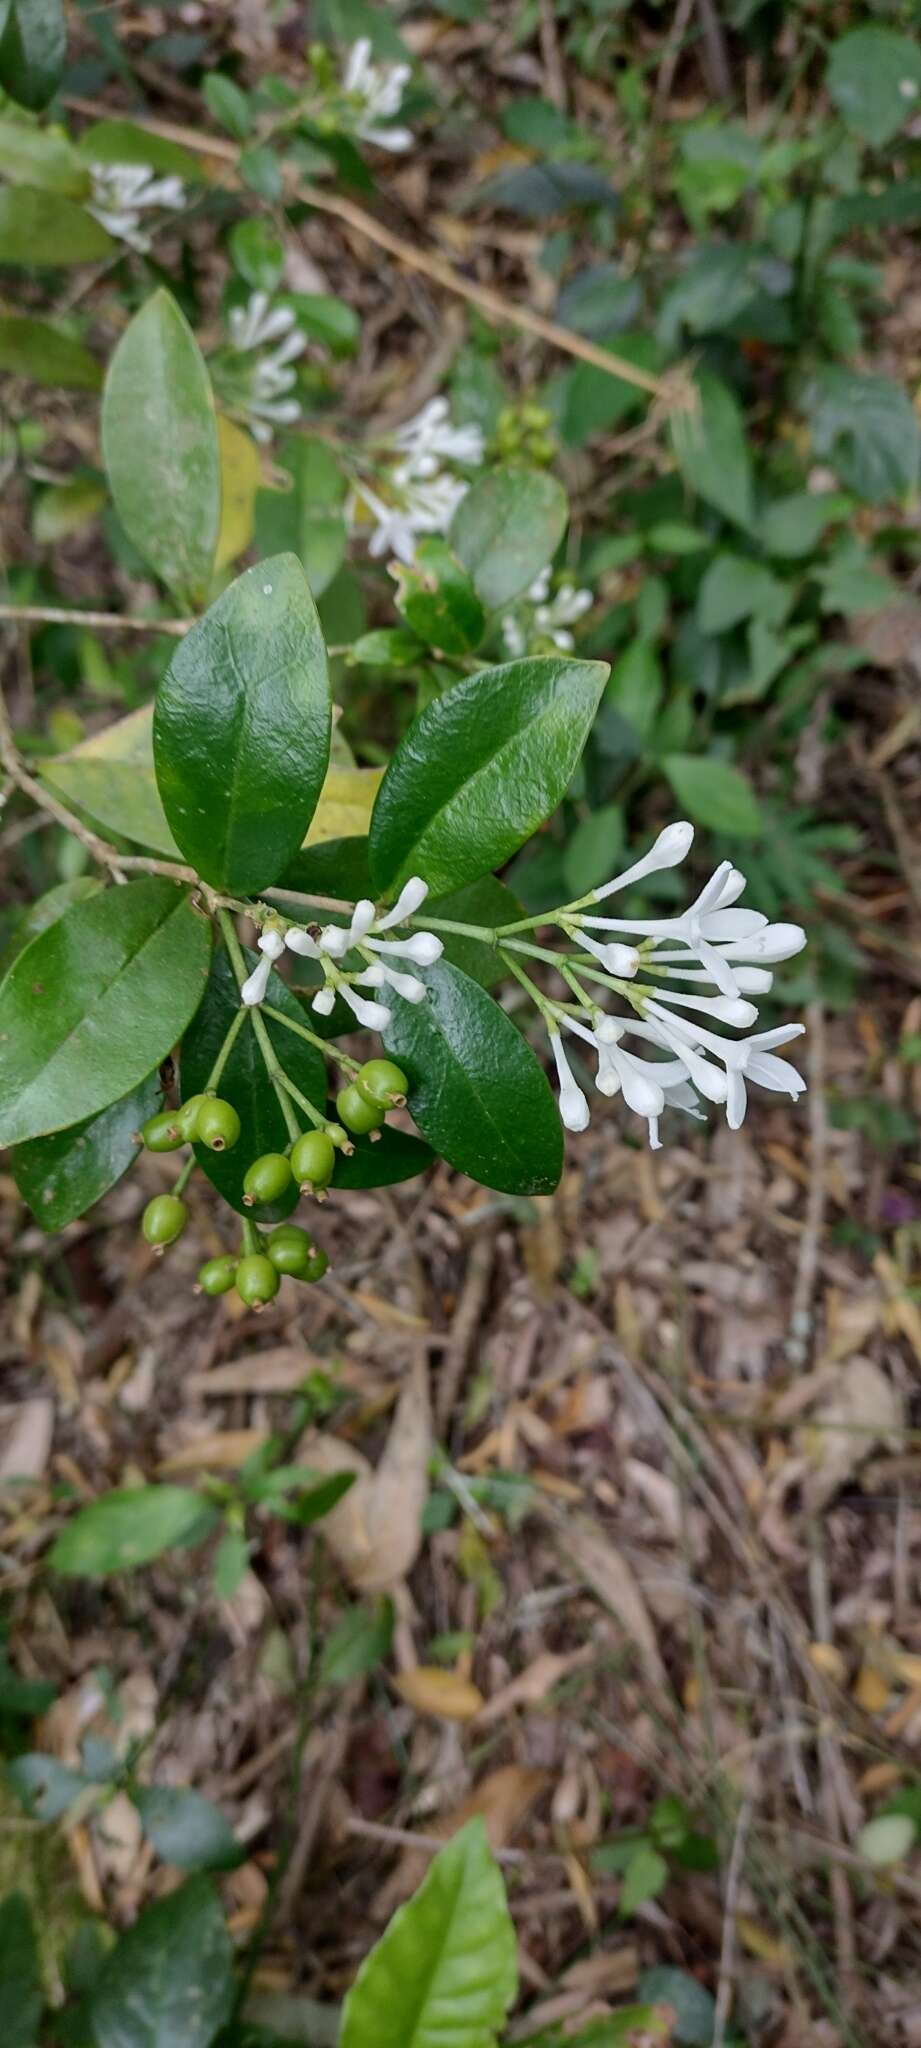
[235,1253,280,1309]
[196,1097,241,1152]
[141,1109,183,1153]
[302,1248,329,1283]
[355,1058,409,1110]
[242,1152,293,1206]
[176,1094,208,1141]
[142,1193,188,1250]
[336,1083,384,1136]
[290,1130,336,1196]
[267,1224,314,1275]
[197,1254,238,1296]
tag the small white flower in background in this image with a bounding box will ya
[347,399,482,563]
[391,398,485,473]
[501,568,593,658]
[226,291,307,445]
[342,37,413,151]
[87,162,186,253]
[540,820,807,1149]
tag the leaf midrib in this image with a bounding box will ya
[398,686,582,879]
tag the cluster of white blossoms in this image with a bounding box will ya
[542,820,807,1148]
[348,397,485,563]
[87,162,186,252]
[502,570,594,659]
[226,292,308,443]
[240,877,444,1028]
[339,37,413,151]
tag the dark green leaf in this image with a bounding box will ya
[828,28,921,147]
[2,876,101,970]
[279,1472,357,1525]
[663,754,762,838]
[636,1966,716,2046]
[557,263,641,338]
[77,118,200,179]
[339,1819,517,2048]
[0,879,211,1147]
[604,639,662,744]
[229,216,283,289]
[203,73,252,138]
[385,961,563,1197]
[762,491,838,559]
[547,334,658,448]
[0,114,88,193]
[0,185,112,263]
[671,374,754,530]
[4,313,100,389]
[696,553,790,633]
[351,628,425,669]
[50,1486,218,1578]
[319,1597,394,1686]
[800,365,920,505]
[394,538,485,656]
[180,947,326,1220]
[7,1753,89,1819]
[427,876,523,989]
[133,1786,244,1872]
[12,1073,161,1230]
[0,0,66,110]
[90,1878,234,2048]
[278,835,373,901]
[101,289,220,606]
[451,467,568,610]
[154,554,330,893]
[331,1120,434,1190]
[0,1891,42,2047]
[369,655,608,898]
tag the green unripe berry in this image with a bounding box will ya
[336,1083,384,1136]
[142,1193,188,1249]
[176,1093,207,1141]
[197,1254,238,1297]
[196,1097,241,1152]
[235,1253,280,1309]
[141,1109,183,1153]
[355,1058,409,1110]
[290,1129,336,1193]
[267,1224,314,1275]
[242,1152,293,1206]
[302,1248,329,1283]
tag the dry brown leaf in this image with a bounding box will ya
[372,1763,547,1919]
[393,1667,484,1720]
[300,1352,430,1591]
[0,1397,53,1482]
[188,1347,327,1396]
[797,1357,904,1510]
[475,1646,594,1727]
[544,1509,667,1688]
[158,1429,266,1473]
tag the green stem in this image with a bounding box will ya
[174,1154,196,1197]
[261,1002,358,1074]
[272,1063,327,1130]
[241,1216,261,1258]
[204,1004,247,1093]
[498,947,556,1024]
[409,914,498,942]
[217,908,303,1144]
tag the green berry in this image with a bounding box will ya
[355,1058,409,1110]
[197,1254,238,1297]
[302,1248,329,1283]
[290,1130,336,1193]
[242,1152,293,1206]
[176,1093,207,1141]
[336,1083,384,1136]
[142,1193,188,1249]
[141,1109,183,1153]
[267,1224,314,1275]
[196,1097,241,1152]
[235,1253,280,1309]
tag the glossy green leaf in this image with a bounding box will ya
[330,1118,433,1190]
[0,879,211,1147]
[427,876,523,989]
[451,466,568,610]
[278,834,373,901]
[369,655,608,898]
[12,1072,161,1230]
[0,114,87,193]
[102,290,220,606]
[132,1786,244,1872]
[394,537,485,655]
[828,28,921,147]
[0,1892,42,2048]
[0,185,112,263]
[671,374,754,530]
[339,1818,517,2048]
[50,1486,218,1578]
[0,0,66,110]
[7,1753,89,1819]
[385,961,563,1197]
[78,117,201,179]
[154,554,330,893]
[663,754,762,838]
[2,875,100,970]
[89,1878,234,2048]
[180,947,326,1220]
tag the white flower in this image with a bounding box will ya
[226,293,307,445]
[240,929,285,1007]
[392,398,485,472]
[87,162,186,252]
[277,875,440,1031]
[347,471,468,564]
[549,1031,590,1132]
[533,580,594,652]
[501,615,527,658]
[342,37,413,151]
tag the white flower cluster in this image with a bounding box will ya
[542,821,807,1148]
[341,37,413,151]
[240,876,443,1028]
[502,569,593,659]
[348,397,485,563]
[87,162,186,253]
[226,292,308,443]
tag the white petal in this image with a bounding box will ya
[258,928,285,960]
[241,955,272,1006]
[340,985,392,1031]
[285,928,321,958]
[374,875,429,928]
[592,820,694,902]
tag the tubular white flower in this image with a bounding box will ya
[374,877,429,928]
[339,984,392,1031]
[229,293,297,354]
[549,1031,590,1132]
[312,987,336,1016]
[285,927,321,959]
[88,162,186,251]
[342,38,412,149]
[365,931,442,965]
[591,820,695,902]
[392,398,485,470]
[367,962,427,1002]
[240,928,285,1006]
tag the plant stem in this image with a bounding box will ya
[217,909,304,1143]
[411,914,498,942]
[262,1002,358,1074]
[174,1154,196,1197]
[204,1005,247,1093]
[241,1216,261,1258]
[498,947,556,1024]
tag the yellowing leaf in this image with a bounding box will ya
[393,1667,485,1721]
[214,415,261,573]
[304,764,384,846]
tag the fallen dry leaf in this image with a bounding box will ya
[393,1667,484,1720]
[299,1352,431,1591]
[0,1397,53,1482]
[798,1356,904,1510]
[475,1646,594,1726]
[543,1508,667,1688]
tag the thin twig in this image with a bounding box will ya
[713,1787,755,2048]
[436,1218,499,1435]
[0,603,191,636]
[786,999,826,1366]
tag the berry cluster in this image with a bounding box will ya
[137,1060,408,1311]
